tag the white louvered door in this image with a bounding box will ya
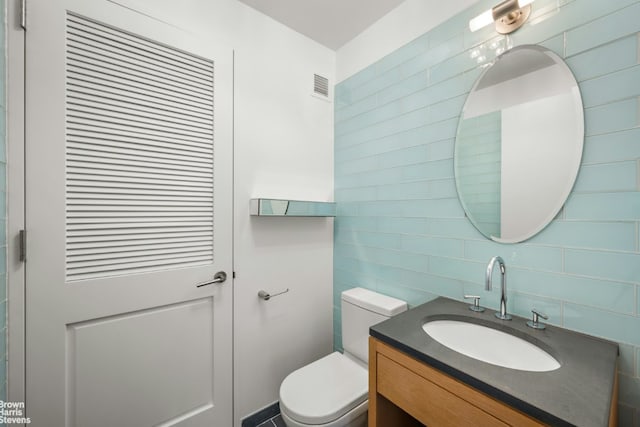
[25,1,233,426]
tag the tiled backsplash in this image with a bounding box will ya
[334,0,640,423]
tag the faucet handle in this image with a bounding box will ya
[464,295,485,312]
[526,309,548,330]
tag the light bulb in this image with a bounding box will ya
[469,8,493,32]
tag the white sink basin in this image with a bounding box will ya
[422,320,560,372]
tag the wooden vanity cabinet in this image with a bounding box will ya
[368,337,544,426]
[369,337,618,427]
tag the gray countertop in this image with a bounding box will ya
[370,297,618,427]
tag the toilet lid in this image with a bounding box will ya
[280,352,368,425]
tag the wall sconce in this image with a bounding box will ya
[469,0,534,34]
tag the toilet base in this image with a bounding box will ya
[280,400,367,427]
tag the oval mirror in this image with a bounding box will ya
[454,45,584,243]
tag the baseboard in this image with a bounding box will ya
[241,401,281,427]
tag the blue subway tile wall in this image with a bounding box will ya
[334,0,640,423]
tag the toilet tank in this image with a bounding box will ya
[341,287,407,364]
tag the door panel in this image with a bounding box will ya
[69,298,214,427]
[25,0,233,425]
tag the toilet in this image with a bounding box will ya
[279,287,408,427]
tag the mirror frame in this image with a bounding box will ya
[454,45,584,243]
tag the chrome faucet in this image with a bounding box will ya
[485,256,512,320]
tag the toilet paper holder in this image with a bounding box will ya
[258,288,289,301]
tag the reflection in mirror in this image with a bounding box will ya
[250,199,336,217]
[455,45,584,243]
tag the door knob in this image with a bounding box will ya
[196,271,227,288]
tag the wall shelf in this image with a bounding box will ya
[250,199,336,217]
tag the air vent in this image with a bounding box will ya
[314,74,329,97]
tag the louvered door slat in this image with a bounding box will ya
[67,56,213,101]
[67,68,213,109]
[68,236,212,250]
[68,245,214,263]
[66,166,212,184]
[67,253,213,270]
[68,93,212,127]
[67,159,212,177]
[67,40,213,91]
[67,98,213,132]
[67,34,213,84]
[67,118,212,146]
[66,13,215,281]
[67,47,213,96]
[67,136,214,159]
[67,145,212,167]
[65,24,213,82]
[67,228,213,239]
[67,198,212,206]
[68,177,212,191]
[67,256,214,280]
[68,190,212,201]
[67,14,213,71]
[67,110,212,140]
[67,154,211,175]
[67,220,212,230]
[68,81,213,118]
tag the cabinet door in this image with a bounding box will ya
[377,353,509,426]
[370,338,545,427]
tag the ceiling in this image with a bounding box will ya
[237,0,407,50]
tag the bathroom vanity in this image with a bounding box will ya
[368,298,618,426]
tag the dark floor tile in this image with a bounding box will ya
[242,402,281,427]
[272,414,286,427]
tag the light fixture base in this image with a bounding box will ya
[495,4,531,34]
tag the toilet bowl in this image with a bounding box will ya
[279,288,407,427]
[279,352,368,427]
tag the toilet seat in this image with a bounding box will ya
[280,400,367,427]
[279,352,368,425]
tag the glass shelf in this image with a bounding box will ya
[250,199,336,217]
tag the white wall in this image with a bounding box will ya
[336,0,480,82]
[232,12,335,425]
[106,1,335,424]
